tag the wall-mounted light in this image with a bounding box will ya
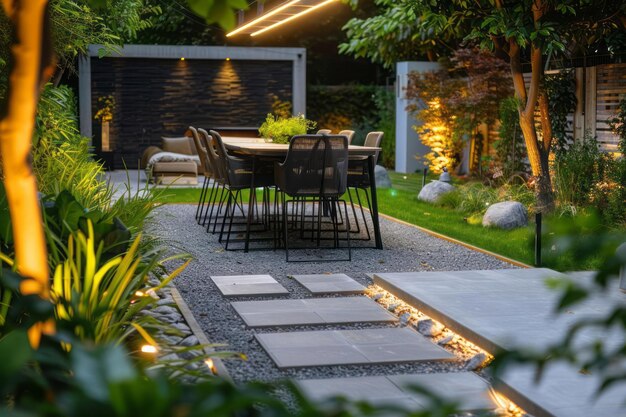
[226,57,231,61]
[250,0,336,37]
[180,57,185,61]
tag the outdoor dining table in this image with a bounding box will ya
[222,136,384,252]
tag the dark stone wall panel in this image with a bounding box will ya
[91,58,292,168]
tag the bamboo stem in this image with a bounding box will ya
[0,0,51,299]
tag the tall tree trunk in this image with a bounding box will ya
[500,0,555,213]
[0,0,55,347]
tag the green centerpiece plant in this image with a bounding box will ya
[259,113,316,144]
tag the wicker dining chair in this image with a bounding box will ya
[337,130,355,145]
[274,134,351,262]
[188,126,214,224]
[346,131,384,241]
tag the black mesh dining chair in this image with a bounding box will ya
[346,131,384,241]
[208,130,274,250]
[274,134,351,262]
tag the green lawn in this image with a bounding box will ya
[152,172,535,266]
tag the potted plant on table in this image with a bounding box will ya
[259,113,316,144]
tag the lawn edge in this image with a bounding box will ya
[378,212,532,269]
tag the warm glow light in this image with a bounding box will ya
[250,0,337,37]
[226,0,301,37]
[205,358,216,374]
[226,57,231,61]
[141,344,158,354]
[490,390,524,416]
[180,57,185,61]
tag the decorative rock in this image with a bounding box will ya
[416,319,443,337]
[161,335,183,345]
[438,335,454,346]
[153,306,179,316]
[375,165,392,188]
[417,180,454,203]
[172,323,192,335]
[465,353,488,370]
[399,312,411,326]
[180,335,199,347]
[387,303,399,312]
[372,293,384,301]
[482,201,528,230]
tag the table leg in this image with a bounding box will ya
[368,155,383,249]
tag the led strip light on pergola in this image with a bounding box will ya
[226,0,337,37]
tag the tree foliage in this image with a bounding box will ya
[343,0,626,212]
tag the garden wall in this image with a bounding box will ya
[80,45,305,169]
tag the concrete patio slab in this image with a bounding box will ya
[291,273,366,295]
[232,297,397,327]
[210,274,288,298]
[373,269,626,417]
[296,372,496,412]
[256,328,455,368]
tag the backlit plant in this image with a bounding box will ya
[259,113,316,144]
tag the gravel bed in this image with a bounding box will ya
[150,203,517,387]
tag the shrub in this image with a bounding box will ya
[258,114,316,144]
[436,181,534,216]
[552,132,625,227]
[307,85,396,167]
[33,85,112,212]
[494,97,528,178]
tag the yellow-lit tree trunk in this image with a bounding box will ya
[0,0,55,346]
[505,1,555,213]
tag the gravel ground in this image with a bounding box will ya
[150,203,518,387]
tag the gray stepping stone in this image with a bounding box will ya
[210,275,288,298]
[296,372,495,412]
[292,273,365,295]
[256,328,454,368]
[373,269,626,417]
[231,297,397,328]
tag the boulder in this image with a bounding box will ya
[482,201,528,230]
[375,165,392,188]
[417,180,454,203]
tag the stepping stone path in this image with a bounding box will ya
[291,273,366,294]
[231,297,397,327]
[255,327,454,368]
[210,274,288,297]
[374,269,626,417]
[218,273,497,413]
[296,372,495,413]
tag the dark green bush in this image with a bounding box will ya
[494,97,528,178]
[307,85,395,168]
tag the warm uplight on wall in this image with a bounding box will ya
[226,57,231,61]
[180,57,185,61]
[250,0,336,37]
[226,0,302,37]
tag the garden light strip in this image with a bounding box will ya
[226,0,302,37]
[250,0,336,37]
